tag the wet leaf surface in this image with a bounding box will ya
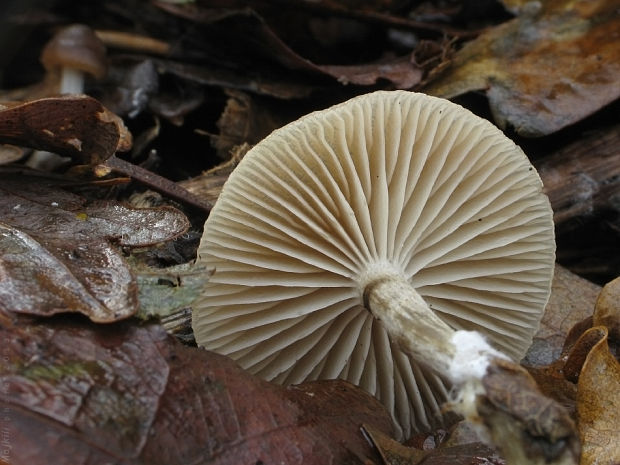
[135,263,211,320]
[425,0,620,136]
[0,173,189,322]
[0,316,392,465]
[0,224,137,323]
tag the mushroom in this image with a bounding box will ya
[193,91,574,461]
[26,24,107,169]
[40,24,107,95]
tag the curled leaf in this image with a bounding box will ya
[523,265,601,367]
[572,327,620,465]
[593,276,620,341]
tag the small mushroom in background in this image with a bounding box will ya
[40,24,107,95]
[193,91,579,464]
[22,24,108,170]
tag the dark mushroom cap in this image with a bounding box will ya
[40,24,107,79]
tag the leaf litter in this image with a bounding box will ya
[0,316,392,465]
[0,172,189,322]
[0,1,619,464]
[424,0,620,136]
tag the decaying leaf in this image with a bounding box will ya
[534,123,620,228]
[135,263,212,320]
[418,443,505,465]
[363,423,428,464]
[317,55,422,88]
[155,4,422,89]
[0,95,131,164]
[593,276,620,341]
[0,173,189,322]
[211,90,289,160]
[523,265,601,367]
[424,0,620,136]
[572,327,620,465]
[0,316,392,464]
[0,223,138,323]
[179,144,250,207]
[154,58,318,100]
[526,277,620,465]
[526,357,579,422]
[478,359,580,465]
[362,423,504,465]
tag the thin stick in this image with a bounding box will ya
[104,155,212,212]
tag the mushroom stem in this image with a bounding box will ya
[364,276,455,373]
[365,276,580,465]
[364,275,506,384]
[58,67,85,94]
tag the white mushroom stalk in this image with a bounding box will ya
[58,67,87,95]
[193,91,578,464]
[40,24,107,96]
[363,274,506,383]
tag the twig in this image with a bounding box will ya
[104,155,213,212]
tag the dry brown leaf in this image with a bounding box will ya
[0,316,392,464]
[424,0,620,136]
[179,143,250,207]
[530,290,620,465]
[574,327,620,465]
[156,4,422,89]
[211,90,289,159]
[525,270,609,420]
[593,276,620,341]
[362,423,504,465]
[0,173,189,322]
[478,359,579,465]
[523,265,601,367]
[318,55,422,88]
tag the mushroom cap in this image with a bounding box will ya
[40,24,107,79]
[193,91,555,437]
